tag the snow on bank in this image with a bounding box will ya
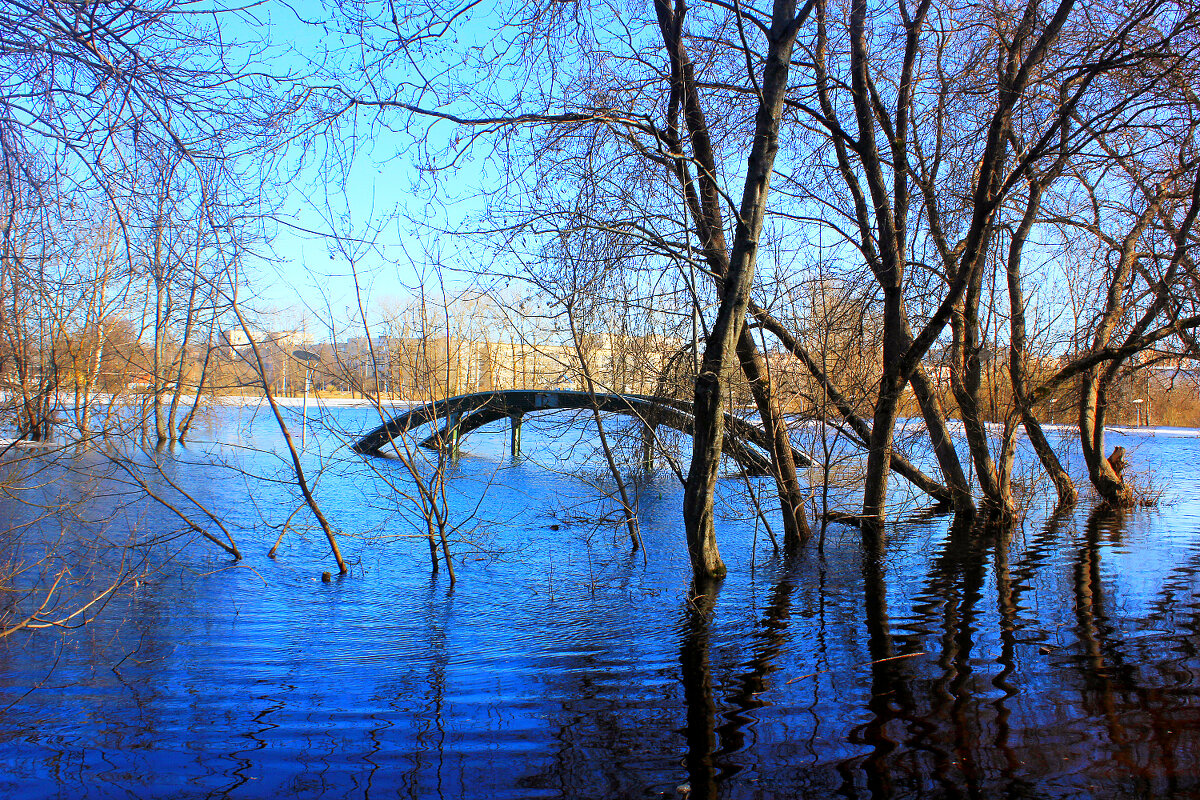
[210,395,417,409]
[0,392,418,410]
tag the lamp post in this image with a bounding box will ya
[1049,397,1056,426]
[1133,397,1144,428]
[292,349,321,447]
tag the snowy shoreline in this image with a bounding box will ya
[0,392,417,410]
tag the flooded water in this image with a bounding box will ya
[1,404,1199,798]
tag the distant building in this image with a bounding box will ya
[220,329,311,359]
[356,333,683,399]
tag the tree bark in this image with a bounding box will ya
[1023,411,1077,505]
[737,327,810,548]
[908,366,974,513]
[662,0,813,578]
[1079,369,1132,506]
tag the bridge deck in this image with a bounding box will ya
[351,389,811,474]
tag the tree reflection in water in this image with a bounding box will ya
[680,578,720,800]
[664,505,1200,799]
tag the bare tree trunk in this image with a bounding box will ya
[950,301,1013,519]
[861,382,903,533]
[679,0,811,579]
[566,304,642,554]
[908,366,973,513]
[149,212,169,446]
[737,328,810,548]
[232,300,348,574]
[167,272,202,441]
[1079,369,1131,506]
[178,327,215,444]
[1022,411,1077,505]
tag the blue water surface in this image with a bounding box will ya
[0,404,1198,799]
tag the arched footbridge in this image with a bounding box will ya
[351,389,812,476]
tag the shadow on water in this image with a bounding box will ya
[644,502,1200,800]
[1060,504,1200,798]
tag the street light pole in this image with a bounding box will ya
[293,349,321,447]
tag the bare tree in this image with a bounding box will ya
[0,1,293,632]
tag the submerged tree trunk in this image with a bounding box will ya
[167,272,202,443]
[906,345,972,513]
[861,378,904,533]
[1022,411,1077,504]
[177,331,214,444]
[950,302,1014,520]
[669,0,813,579]
[1079,368,1132,506]
[150,214,169,447]
[737,328,810,549]
[231,301,349,575]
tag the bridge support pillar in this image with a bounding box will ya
[641,423,656,473]
[509,412,523,458]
